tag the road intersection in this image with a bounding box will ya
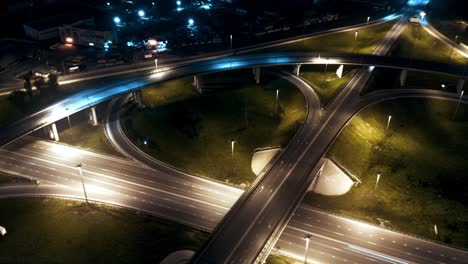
[1,8,468,264]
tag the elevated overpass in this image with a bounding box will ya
[1,52,466,148]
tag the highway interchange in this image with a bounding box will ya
[1,7,468,264]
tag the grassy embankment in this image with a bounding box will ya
[0,198,208,263]
[261,19,397,54]
[307,98,468,247]
[390,23,467,64]
[123,72,306,186]
[58,122,124,157]
[299,65,358,105]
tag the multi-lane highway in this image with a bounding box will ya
[1,7,468,264]
[0,137,241,230]
[1,51,467,148]
[2,89,468,264]
[2,104,468,264]
[0,12,400,94]
[192,12,411,264]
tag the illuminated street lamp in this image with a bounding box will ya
[230,34,233,49]
[448,35,459,63]
[386,115,392,131]
[453,90,464,120]
[76,163,89,205]
[113,16,121,24]
[65,37,73,44]
[138,10,145,17]
[323,59,329,81]
[353,31,359,54]
[176,0,181,6]
[420,11,426,21]
[367,16,371,24]
[375,172,381,190]
[188,18,194,26]
[276,89,279,104]
[304,233,312,264]
[231,139,235,158]
[65,107,72,128]
[276,89,279,113]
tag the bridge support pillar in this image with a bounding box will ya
[293,64,302,76]
[399,69,408,87]
[253,67,261,84]
[88,106,98,126]
[44,123,59,142]
[193,75,203,94]
[132,90,143,108]
[457,79,465,93]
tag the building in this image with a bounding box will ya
[23,14,94,40]
[59,24,118,48]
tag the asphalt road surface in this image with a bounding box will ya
[192,12,411,264]
[1,8,468,264]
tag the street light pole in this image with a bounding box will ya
[231,139,235,158]
[323,60,328,81]
[448,35,458,64]
[76,163,89,205]
[230,34,233,49]
[353,31,359,54]
[275,89,279,113]
[375,172,381,190]
[230,139,235,176]
[154,58,158,71]
[67,115,72,129]
[453,90,464,120]
[304,233,312,264]
[420,11,426,22]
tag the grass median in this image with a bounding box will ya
[123,72,306,187]
[299,65,358,106]
[390,23,467,64]
[59,122,125,158]
[266,254,301,264]
[306,98,468,248]
[260,19,397,54]
[0,198,208,263]
[430,18,468,45]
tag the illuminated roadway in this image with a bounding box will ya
[191,13,411,263]
[0,13,400,94]
[1,86,468,263]
[0,9,468,263]
[1,50,467,148]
